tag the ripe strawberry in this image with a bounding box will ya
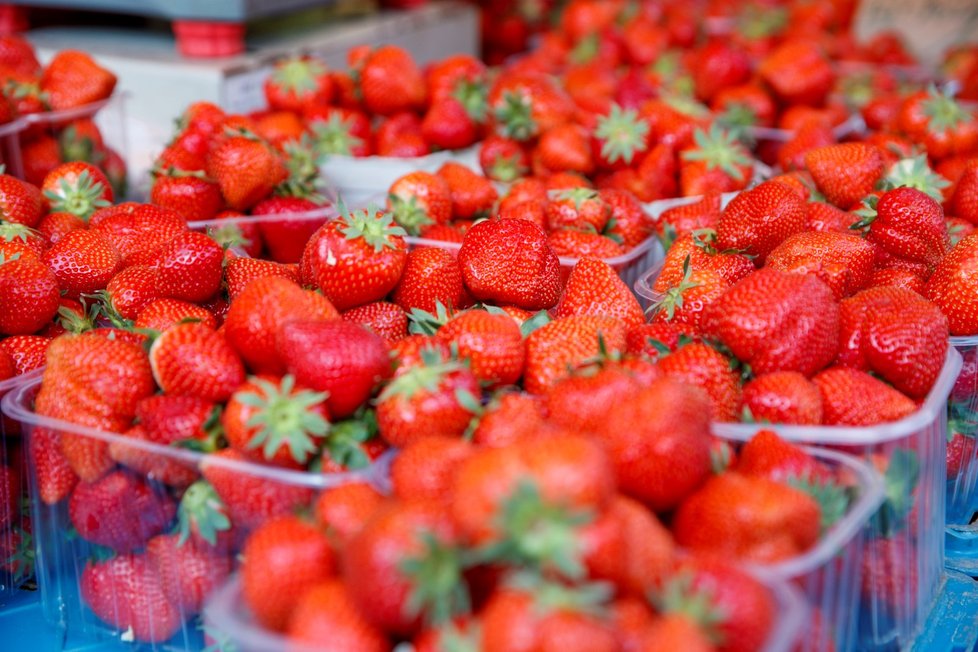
[556,257,645,329]
[898,87,978,161]
[0,252,60,335]
[524,315,627,394]
[0,222,44,262]
[758,39,835,106]
[40,50,117,110]
[471,391,545,448]
[652,265,731,331]
[813,366,917,425]
[40,229,120,299]
[357,45,425,116]
[458,218,561,310]
[489,71,575,142]
[388,171,452,236]
[250,196,328,265]
[546,187,611,232]
[278,319,390,419]
[206,129,287,211]
[736,429,832,482]
[437,162,499,220]
[716,181,808,264]
[80,554,182,643]
[264,55,333,113]
[391,436,474,503]
[69,471,176,552]
[134,298,217,332]
[313,482,384,545]
[41,162,113,221]
[342,301,408,344]
[375,112,429,157]
[856,187,951,271]
[149,322,245,403]
[224,275,339,374]
[548,230,625,258]
[152,231,224,303]
[242,515,335,631]
[0,34,40,75]
[926,233,978,334]
[951,161,978,225]
[861,537,919,615]
[90,203,188,267]
[591,103,650,171]
[102,265,158,320]
[741,372,823,425]
[479,134,530,182]
[659,342,742,421]
[534,123,595,176]
[654,232,754,289]
[679,126,754,196]
[701,268,840,377]
[655,193,722,246]
[393,246,470,314]
[422,96,483,150]
[287,580,388,650]
[200,449,314,533]
[600,188,653,249]
[308,106,373,157]
[29,427,78,504]
[765,230,876,299]
[150,169,223,222]
[776,121,837,172]
[376,354,480,448]
[625,322,693,361]
[807,200,854,233]
[224,256,297,300]
[804,143,885,210]
[435,309,526,387]
[0,174,44,227]
[544,365,647,435]
[301,207,407,312]
[642,614,714,652]
[146,533,232,613]
[0,334,49,374]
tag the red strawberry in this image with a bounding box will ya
[813,366,916,425]
[80,554,182,643]
[342,301,409,344]
[544,364,648,435]
[41,50,117,110]
[524,315,627,394]
[479,134,530,182]
[716,181,808,264]
[758,40,835,106]
[804,143,885,209]
[765,230,876,299]
[736,429,832,481]
[0,174,44,227]
[926,233,978,334]
[807,201,855,233]
[206,130,287,211]
[264,55,334,113]
[777,121,836,172]
[652,264,731,332]
[146,533,232,613]
[422,96,482,150]
[951,161,978,225]
[591,103,650,170]
[741,372,824,425]
[308,106,373,157]
[679,126,754,196]
[0,251,60,335]
[601,188,653,248]
[388,171,453,236]
[556,257,645,329]
[659,342,742,421]
[701,268,840,377]
[103,265,159,320]
[437,162,499,220]
[41,162,113,221]
[224,256,298,300]
[150,170,223,222]
[151,231,224,303]
[149,322,245,403]
[0,334,49,374]
[898,87,978,161]
[251,196,327,265]
[41,229,121,298]
[458,218,561,310]
[91,203,188,267]
[278,319,390,419]
[435,309,526,388]
[357,45,425,116]
[655,193,722,246]
[855,187,950,271]
[625,322,693,361]
[393,246,470,314]
[546,187,611,232]
[134,298,217,332]
[287,580,388,650]
[69,471,176,552]
[548,230,625,258]
[313,482,385,545]
[535,123,596,176]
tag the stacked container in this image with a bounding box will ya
[945,335,978,576]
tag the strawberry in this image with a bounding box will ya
[556,257,645,329]
[0,35,39,75]
[601,188,653,248]
[80,554,182,643]
[524,315,627,394]
[758,39,835,107]
[534,123,595,176]
[674,471,821,562]
[390,436,474,503]
[458,218,561,310]
[314,482,384,545]
[804,143,885,209]
[301,207,407,312]
[659,342,742,421]
[716,180,808,264]
[101,265,158,320]
[0,222,44,262]
[422,96,482,150]
[950,161,978,224]
[357,45,425,116]
[861,538,919,615]
[777,121,836,172]
[375,112,429,157]
[807,200,855,233]
[41,229,120,299]
[873,267,927,294]
[224,256,297,300]
[765,230,876,299]
[855,186,950,270]
[838,286,949,398]
[472,391,545,448]
[206,129,287,211]
[29,427,78,505]
[926,233,978,334]
[41,162,113,221]
[264,55,333,113]
[249,196,327,265]
[437,162,499,220]
[642,614,714,652]
[654,232,754,288]
[242,515,335,631]
[0,174,44,227]
[591,103,650,170]
[40,50,117,110]
[146,533,232,613]
[0,334,48,374]
[651,264,731,331]
[546,187,611,232]
[150,169,223,222]
[813,366,916,425]
[741,372,823,425]
[277,319,390,419]
[69,470,177,552]
[388,171,452,236]
[200,449,314,533]
[90,203,188,267]
[375,353,480,448]
[223,375,329,468]
[479,134,530,182]
[490,71,574,142]
[702,268,839,377]
[625,322,692,361]
[308,106,373,157]
[548,230,625,258]
[342,301,409,344]
[152,231,224,303]
[0,251,60,335]
[224,275,339,374]
[736,430,832,482]
[287,580,389,650]
[149,322,245,403]
[679,125,754,196]
[898,86,978,161]
[435,309,526,388]
[393,246,470,314]
[545,365,647,435]
[134,298,217,332]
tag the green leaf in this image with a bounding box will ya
[519,310,552,338]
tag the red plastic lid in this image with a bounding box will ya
[172,20,245,58]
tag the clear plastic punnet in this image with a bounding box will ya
[201,567,809,652]
[0,376,391,650]
[946,335,978,527]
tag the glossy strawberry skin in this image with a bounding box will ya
[0,254,60,335]
[42,229,122,299]
[149,323,245,403]
[152,231,225,303]
[716,181,808,264]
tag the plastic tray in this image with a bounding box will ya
[202,566,808,652]
[947,335,978,527]
[0,375,391,649]
[187,205,339,261]
[714,349,963,651]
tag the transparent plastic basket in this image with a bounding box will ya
[713,350,962,651]
[202,566,809,652]
[947,335,978,526]
[0,375,391,649]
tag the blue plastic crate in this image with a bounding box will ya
[910,571,978,651]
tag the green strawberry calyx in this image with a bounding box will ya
[321,413,377,471]
[176,480,231,548]
[271,56,327,96]
[453,78,489,124]
[0,221,37,245]
[377,351,468,403]
[207,222,252,251]
[237,375,330,465]
[42,169,110,221]
[594,103,651,166]
[850,195,880,230]
[681,125,751,182]
[654,573,726,644]
[487,152,524,183]
[408,302,454,336]
[870,448,919,538]
[276,135,327,202]
[715,103,758,145]
[786,474,851,532]
[339,201,408,252]
[389,192,435,236]
[399,530,473,627]
[494,91,538,142]
[922,84,974,134]
[649,255,701,320]
[882,155,951,203]
[311,112,364,156]
[508,571,613,617]
[548,186,600,211]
